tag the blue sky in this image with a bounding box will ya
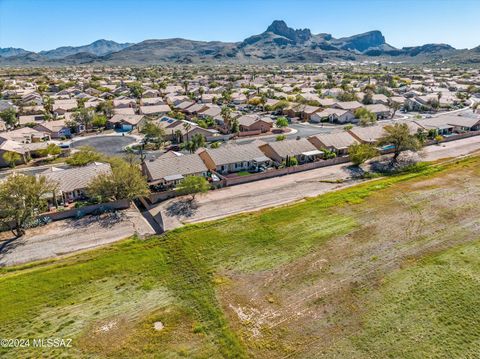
[1,0,479,51]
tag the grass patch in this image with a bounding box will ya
[349,240,480,358]
[235,171,252,177]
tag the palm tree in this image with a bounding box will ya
[174,129,183,144]
[183,122,192,142]
[437,92,442,111]
[221,106,232,129]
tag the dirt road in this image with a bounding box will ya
[153,135,480,231]
[0,208,155,267]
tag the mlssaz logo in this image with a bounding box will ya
[32,338,73,348]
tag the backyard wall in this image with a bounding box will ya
[40,199,131,221]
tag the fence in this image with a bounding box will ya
[40,199,131,221]
[222,156,351,186]
[437,130,480,143]
[147,190,178,205]
[238,130,262,137]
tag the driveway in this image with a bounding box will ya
[0,207,155,267]
[152,135,480,231]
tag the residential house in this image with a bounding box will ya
[0,139,28,167]
[184,103,209,117]
[310,108,355,124]
[416,114,480,135]
[365,104,391,119]
[259,138,323,164]
[237,115,273,133]
[371,94,390,105]
[38,162,112,205]
[198,142,271,174]
[139,104,171,116]
[333,101,363,112]
[308,132,359,156]
[157,117,217,142]
[114,107,136,115]
[198,105,222,119]
[53,99,77,115]
[348,125,387,144]
[113,98,136,109]
[0,127,48,143]
[107,114,145,131]
[34,119,75,139]
[142,152,209,187]
[140,97,165,106]
[18,114,45,127]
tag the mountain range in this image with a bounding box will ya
[1,21,479,66]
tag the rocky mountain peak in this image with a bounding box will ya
[265,20,311,43]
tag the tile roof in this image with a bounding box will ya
[309,132,359,150]
[202,142,266,166]
[143,153,208,182]
[38,162,112,193]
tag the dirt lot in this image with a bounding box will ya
[153,135,480,231]
[0,208,154,266]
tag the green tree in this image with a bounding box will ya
[283,156,298,167]
[176,176,210,200]
[141,120,165,148]
[221,106,232,127]
[181,133,206,153]
[96,100,114,118]
[182,122,192,142]
[74,108,94,130]
[276,134,286,141]
[2,151,22,168]
[0,108,18,127]
[273,100,289,111]
[87,162,148,202]
[66,146,103,166]
[390,101,401,118]
[275,116,289,129]
[378,123,422,162]
[355,108,377,127]
[92,114,107,128]
[362,90,374,105]
[230,118,240,134]
[128,82,143,99]
[348,143,378,166]
[322,148,337,160]
[40,143,62,158]
[0,174,54,237]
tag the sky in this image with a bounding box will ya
[1,0,479,51]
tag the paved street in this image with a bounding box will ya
[71,134,137,156]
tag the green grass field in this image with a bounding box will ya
[0,155,479,358]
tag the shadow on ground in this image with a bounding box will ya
[165,199,198,218]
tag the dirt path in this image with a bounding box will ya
[0,208,155,267]
[152,135,480,231]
